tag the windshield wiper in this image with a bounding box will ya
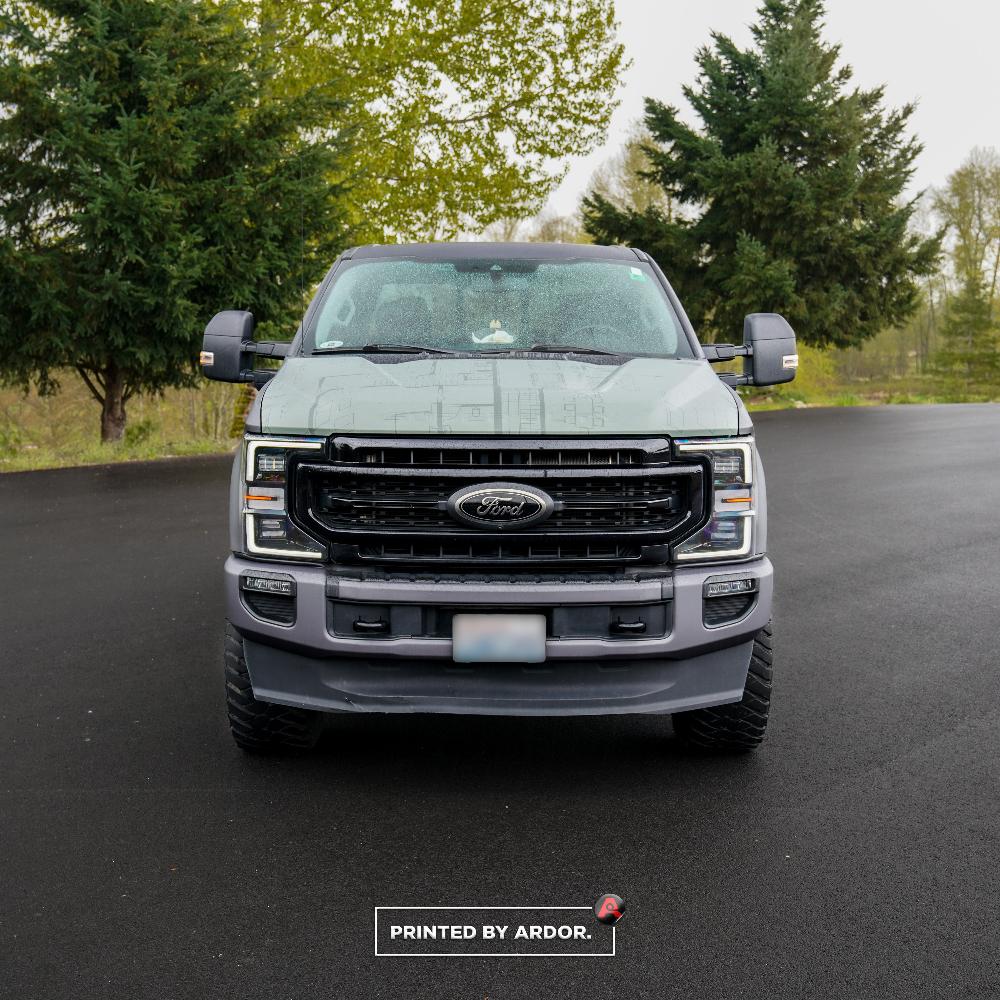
[508,343,624,356]
[313,343,458,355]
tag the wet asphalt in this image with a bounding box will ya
[2,403,999,999]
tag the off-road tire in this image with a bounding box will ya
[224,623,323,752]
[672,621,773,752]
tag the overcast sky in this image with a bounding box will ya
[548,0,1000,215]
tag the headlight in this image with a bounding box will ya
[243,436,326,560]
[673,438,755,562]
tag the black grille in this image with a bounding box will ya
[355,539,645,565]
[242,591,296,625]
[331,440,666,469]
[291,437,707,570]
[313,474,685,530]
[703,593,756,627]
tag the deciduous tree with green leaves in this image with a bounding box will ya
[582,0,940,348]
[0,0,353,441]
[246,0,626,241]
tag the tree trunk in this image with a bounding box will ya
[100,367,128,442]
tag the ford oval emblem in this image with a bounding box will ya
[448,482,555,530]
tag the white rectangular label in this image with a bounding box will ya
[452,614,546,663]
[375,906,615,957]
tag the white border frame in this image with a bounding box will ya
[374,906,616,958]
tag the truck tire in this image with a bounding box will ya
[672,621,773,752]
[224,623,323,752]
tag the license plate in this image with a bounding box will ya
[452,614,547,663]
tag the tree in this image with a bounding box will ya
[589,124,675,218]
[524,211,591,244]
[931,275,999,398]
[933,148,1000,299]
[930,149,1000,396]
[582,0,940,348]
[0,0,354,441]
[244,0,626,241]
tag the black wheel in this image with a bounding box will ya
[224,623,324,752]
[672,621,773,752]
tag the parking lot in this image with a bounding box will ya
[3,404,998,999]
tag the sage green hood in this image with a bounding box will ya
[260,356,738,437]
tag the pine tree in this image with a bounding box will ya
[932,276,1000,399]
[0,0,353,441]
[582,0,940,348]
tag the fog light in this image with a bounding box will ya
[704,577,758,598]
[240,573,296,597]
[239,571,297,625]
[703,575,759,627]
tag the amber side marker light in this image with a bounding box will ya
[245,493,279,502]
[721,496,752,503]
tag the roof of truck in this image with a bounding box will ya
[347,242,644,261]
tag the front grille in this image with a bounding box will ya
[315,474,684,530]
[291,437,707,570]
[355,539,646,565]
[331,440,664,469]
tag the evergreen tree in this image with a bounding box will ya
[930,149,1000,397]
[582,0,940,348]
[932,276,1000,399]
[0,0,353,441]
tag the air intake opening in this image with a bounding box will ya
[240,572,296,626]
[703,592,756,627]
[242,591,296,626]
[702,574,758,628]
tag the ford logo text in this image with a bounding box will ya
[447,482,555,530]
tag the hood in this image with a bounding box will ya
[259,356,738,437]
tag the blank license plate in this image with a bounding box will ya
[452,614,547,663]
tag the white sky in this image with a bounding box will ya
[548,0,1000,215]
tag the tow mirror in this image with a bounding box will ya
[702,313,798,387]
[199,311,289,386]
[743,313,797,386]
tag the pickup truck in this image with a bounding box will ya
[201,242,797,752]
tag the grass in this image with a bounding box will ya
[741,345,991,409]
[1,374,242,473]
[2,360,995,472]
[1,437,235,473]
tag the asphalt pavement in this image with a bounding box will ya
[2,404,999,999]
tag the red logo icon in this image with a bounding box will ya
[594,893,625,924]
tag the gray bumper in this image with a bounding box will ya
[226,555,772,716]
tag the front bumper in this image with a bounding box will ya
[225,555,773,716]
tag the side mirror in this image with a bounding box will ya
[743,313,798,386]
[702,313,798,387]
[199,311,289,386]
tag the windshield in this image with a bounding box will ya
[305,257,694,358]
